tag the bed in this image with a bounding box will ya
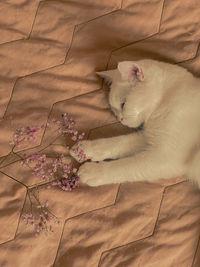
[0,0,200,266]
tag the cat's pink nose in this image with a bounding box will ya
[117,116,123,121]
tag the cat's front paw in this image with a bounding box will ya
[69,140,92,163]
[78,162,106,186]
[70,140,109,163]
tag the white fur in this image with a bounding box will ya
[70,59,200,187]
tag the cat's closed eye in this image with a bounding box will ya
[121,102,125,109]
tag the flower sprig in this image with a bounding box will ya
[9,113,87,235]
[22,190,60,235]
[22,153,80,191]
[9,125,44,148]
[51,112,85,142]
[71,145,89,162]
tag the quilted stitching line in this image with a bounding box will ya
[0,182,27,246]
[105,0,166,58]
[0,38,26,46]
[176,42,200,65]
[0,0,185,142]
[72,8,122,31]
[158,0,167,32]
[98,181,187,265]
[52,183,121,266]
[3,88,106,161]
[62,3,123,64]
[0,171,27,188]
[2,79,17,120]
[1,3,123,121]
[2,78,97,159]
[63,185,120,222]
[1,53,69,120]
[120,0,124,9]
[28,0,45,39]
[0,1,43,46]
[107,31,199,69]
[0,0,199,265]
[105,32,158,67]
[0,159,21,170]
[1,0,163,161]
[99,33,159,92]
[98,186,165,265]
[192,231,200,267]
[0,117,50,163]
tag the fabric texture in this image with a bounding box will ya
[0,0,200,266]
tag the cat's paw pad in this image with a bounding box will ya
[69,141,92,163]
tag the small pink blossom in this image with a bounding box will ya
[72,145,88,162]
[22,198,59,235]
[71,136,77,141]
[10,125,43,148]
[78,133,85,140]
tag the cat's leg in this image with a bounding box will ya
[78,149,185,186]
[69,132,146,162]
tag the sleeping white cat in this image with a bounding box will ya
[70,59,200,187]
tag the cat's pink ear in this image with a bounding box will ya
[118,61,144,82]
[96,70,115,85]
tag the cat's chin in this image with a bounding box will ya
[136,122,144,131]
[121,121,144,131]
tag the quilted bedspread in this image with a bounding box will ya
[1,0,200,266]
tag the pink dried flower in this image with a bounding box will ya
[22,197,60,235]
[10,125,43,148]
[52,118,59,123]
[51,114,83,141]
[17,113,85,235]
[71,145,88,162]
[78,133,85,140]
[50,174,79,191]
[22,151,80,189]
[71,136,77,141]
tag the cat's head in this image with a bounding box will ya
[96,60,165,128]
